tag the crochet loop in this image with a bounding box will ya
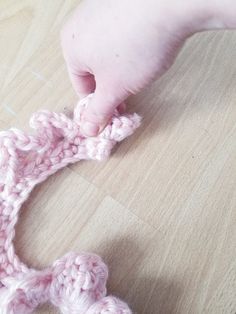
[0,95,140,313]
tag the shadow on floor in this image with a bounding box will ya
[99,237,183,314]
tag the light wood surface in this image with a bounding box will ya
[1,1,236,313]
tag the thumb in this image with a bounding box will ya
[81,87,128,137]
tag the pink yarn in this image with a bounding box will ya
[0,94,141,313]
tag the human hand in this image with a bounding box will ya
[61,0,236,136]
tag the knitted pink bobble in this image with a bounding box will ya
[1,253,108,314]
[0,271,51,313]
[50,253,108,313]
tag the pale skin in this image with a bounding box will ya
[61,0,236,136]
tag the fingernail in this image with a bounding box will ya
[81,121,100,137]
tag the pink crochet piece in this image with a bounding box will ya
[0,94,141,313]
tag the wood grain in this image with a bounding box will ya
[1,1,236,313]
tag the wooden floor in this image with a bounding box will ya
[1,1,236,313]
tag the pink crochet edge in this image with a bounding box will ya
[0,94,141,313]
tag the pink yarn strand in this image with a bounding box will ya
[0,95,140,313]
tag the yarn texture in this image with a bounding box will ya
[0,94,141,313]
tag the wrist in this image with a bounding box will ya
[192,0,236,32]
[213,0,236,29]
[166,0,236,36]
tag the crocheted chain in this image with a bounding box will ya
[0,94,141,313]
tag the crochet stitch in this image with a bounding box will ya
[0,94,141,313]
